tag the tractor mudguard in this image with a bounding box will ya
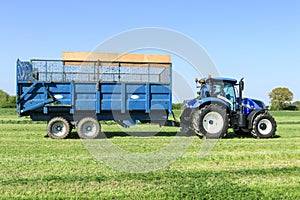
[185,98,201,109]
[247,109,266,129]
[199,97,232,110]
[185,97,231,110]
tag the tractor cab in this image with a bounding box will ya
[196,77,238,111]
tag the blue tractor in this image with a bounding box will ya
[180,76,277,139]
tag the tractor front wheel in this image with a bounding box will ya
[198,104,228,139]
[251,113,277,138]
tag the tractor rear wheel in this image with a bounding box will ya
[198,104,228,139]
[77,117,101,139]
[190,109,202,137]
[180,108,196,136]
[251,113,276,138]
[47,117,71,139]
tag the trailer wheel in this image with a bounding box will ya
[47,117,71,139]
[251,113,277,138]
[198,104,228,139]
[77,117,101,139]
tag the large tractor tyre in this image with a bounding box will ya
[47,117,71,139]
[198,104,229,139]
[190,109,202,137]
[251,113,277,138]
[180,108,196,136]
[180,108,192,125]
[77,117,101,139]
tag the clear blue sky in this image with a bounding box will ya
[0,0,299,104]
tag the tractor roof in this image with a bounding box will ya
[207,77,237,84]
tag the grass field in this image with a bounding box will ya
[0,108,299,199]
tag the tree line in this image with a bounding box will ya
[0,90,16,108]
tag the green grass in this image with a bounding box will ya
[270,111,300,124]
[0,108,300,199]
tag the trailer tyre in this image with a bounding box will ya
[198,104,228,139]
[77,117,101,139]
[251,113,276,138]
[47,117,71,139]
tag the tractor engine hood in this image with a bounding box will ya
[237,97,266,115]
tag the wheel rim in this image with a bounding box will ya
[202,111,224,134]
[258,119,272,135]
[51,121,66,137]
[81,121,97,137]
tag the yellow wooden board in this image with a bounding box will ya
[62,52,171,64]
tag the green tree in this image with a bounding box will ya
[172,103,183,110]
[269,87,293,110]
[0,90,9,107]
[8,96,16,107]
[0,90,16,108]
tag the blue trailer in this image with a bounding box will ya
[16,54,174,139]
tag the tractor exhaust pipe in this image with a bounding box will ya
[238,78,247,127]
[238,78,244,111]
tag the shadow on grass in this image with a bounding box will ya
[44,130,280,140]
[44,131,185,139]
[68,131,187,139]
[225,132,281,139]
[99,131,281,139]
